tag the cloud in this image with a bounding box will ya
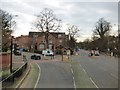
[0,0,118,41]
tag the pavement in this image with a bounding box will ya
[2,54,25,75]
[2,54,28,88]
[2,52,39,88]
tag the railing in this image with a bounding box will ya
[1,55,28,87]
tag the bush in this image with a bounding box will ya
[55,49,62,54]
[34,50,42,54]
[2,71,9,80]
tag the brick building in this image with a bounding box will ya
[29,32,68,51]
[15,32,69,51]
[15,35,31,50]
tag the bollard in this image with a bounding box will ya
[66,56,68,62]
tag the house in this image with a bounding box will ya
[29,32,68,51]
[15,32,69,52]
[15,35,31,51]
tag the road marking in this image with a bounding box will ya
[34,63,41,89]
[90,78,98,88]
[79,64,82,67]
[83,68,87,74]
[70,64,76,90]
[79,64,98,88]
[71,68,73,74]
[110,73,118,80]
[73,76,76,89]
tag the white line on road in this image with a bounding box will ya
[90,78,98,88]
[79,64,98,88]
[70,64,76,90]
[71,68,73,74]
[73,76,76,89]
[34,63,41,89]
[79,64,82,67]
[83,68,87,74]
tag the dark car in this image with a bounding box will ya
[14,51,21,56]
[31,55,41,60]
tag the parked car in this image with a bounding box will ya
[94,50,100,56]
[14,51,21,56]
[31,55,41,60]
[42,49,54,56]
[89,50,99,56]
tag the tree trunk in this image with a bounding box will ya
[45,31,49,49]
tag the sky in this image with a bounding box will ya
[0,0,119,42]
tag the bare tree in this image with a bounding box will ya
[0,9,15,52]
[34,8,61,49]
[67,24,80,39]
[93,18,112,39]
[66,24,80,49]
[92,18,112,52]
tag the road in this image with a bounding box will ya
[37,61,74,88]
[22,51,118,88]
[75,49,118,88]
[36,61,74,88]
[21,52,74,88]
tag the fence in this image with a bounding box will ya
[1,55,28,87]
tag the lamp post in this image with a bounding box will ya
[9,15,18,73]
[10,36,13,73]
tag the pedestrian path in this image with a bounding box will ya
[1,54,27,88]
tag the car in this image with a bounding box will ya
[14,51,21,56]
[88,50,94,56]
[42,49,54,56]
[31,55,41,60]
[94,50,100,56]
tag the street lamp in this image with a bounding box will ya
[9,15,18,73]
[10,36,13,73]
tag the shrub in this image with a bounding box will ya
[55,49,62,54]
[34,50,42,54]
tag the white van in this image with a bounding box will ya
[42,49,54,56]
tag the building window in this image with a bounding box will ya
[49,44,52,49]
[39,43,45,49]
[59,40,62,43]
[49,40,52,43]
[58,34,62,38]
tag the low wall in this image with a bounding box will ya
[0,52,10,70]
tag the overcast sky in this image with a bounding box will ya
[0,0,119,42]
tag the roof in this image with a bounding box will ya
[29,31,66,38]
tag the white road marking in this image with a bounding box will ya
[70,63,76,90]
[83,68,87,74]
[110,73,118,80]
[79,64,82,67]
[79,64,98,88]
[90,78,98,88]
[73,76,76,89]
[34,63,41,89]
[71,68,73,74]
